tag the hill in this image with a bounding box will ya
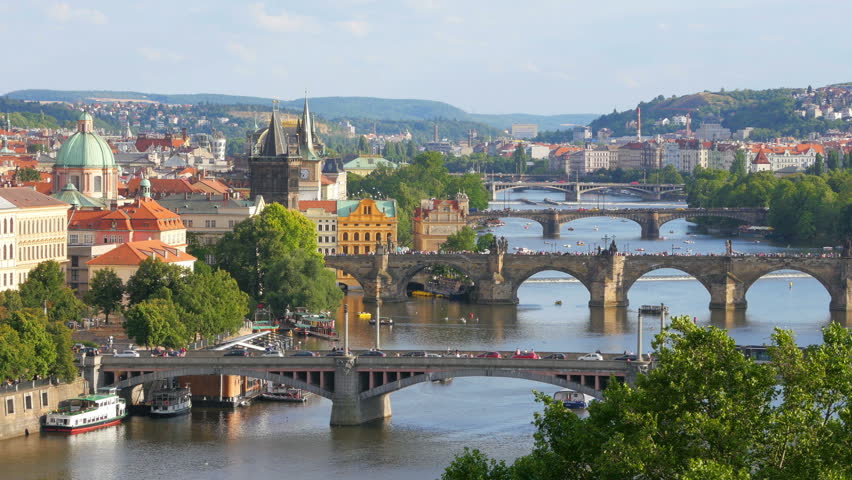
[3,89,598,131]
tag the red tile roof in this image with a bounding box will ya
[87,240,195,266]
[299,200,337,214]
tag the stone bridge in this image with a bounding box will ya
[325,251,851,312]
[467,207,769,239]
[487,181,685,202]
[90,354,638,425]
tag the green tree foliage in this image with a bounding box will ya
[730,150,748,177]
[0,306,75,382]
[441,448,510,480]
[124,298,190,349]
[84,269,125,324]
[476,233,496,252]
[19,260,85,325]
[176,268,250,340]
[0,324,25,381]
[440,226,478,252]
[442,317,852,479]
[125,257,187,305]
[512,144,528,175]
[216,203,320,299]
[15,167,41,182]
[263,250,343,313]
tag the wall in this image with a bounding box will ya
[0,378,87,441]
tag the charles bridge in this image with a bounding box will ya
[487,180,685,202]
[325,247,851,312]
[467,207,769,239]
[86,353,641,425]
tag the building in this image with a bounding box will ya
[572,126,592,142]
[412,194,469,252]
[336,198,397,288]
[321,158,347,200]
[0,188,70,291]
[342,155,397,177]
[750,149,772,173]
[155,192,266,252]
[569,145,612,175]
[694,123,732,141]
[52,111,119,205]
[511,124,538,139]
[248,98,324,208]
[299,200,338,255]
[86,239,196,283]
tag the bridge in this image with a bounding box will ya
[84,353,641,425]
[325,248,851,312]
[467,207,769,239]
[486,181,685,202]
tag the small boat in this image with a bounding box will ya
[151,386,192,418]
[368,317,394,325]
[672,246,681,250]
[566,227,574,231]
[358,312,372,320]
[553,389,597,409]
[669,230,674,234]
[554,300,562,306]
[43,387,127,434]
[684,240,694,244]
[563,244,572,248]
[576,241,585,246]
[262,385,311,403]
[593,225,599,231]
[635,248,645,252]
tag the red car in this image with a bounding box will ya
[512,351,540,359]
[477,351,502,358]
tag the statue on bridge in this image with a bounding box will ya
[496,236,509,255]
[725,239,733,256]
[843,238,851,258]
[598,240,618,256]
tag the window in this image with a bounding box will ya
[205,220,216,228]
[5,397,13,415]
[354,233,360,241]
[94,176,102,192]
[317,225,322,232]
[70,234,79,245]
[228,220,235,228]
[343,233,348,241]
[185,220,193,227]
[354,246,360,254]
[41,391,48,407]
[24,394,33,410]
[71,256,79,267]
[365,232,371,241]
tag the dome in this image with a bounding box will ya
[140,177,151,188]
[77,111,93,122]
[55,123,116,169]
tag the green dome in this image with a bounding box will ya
[78,111,93,121]
[56,130,116,169]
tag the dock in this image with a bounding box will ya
[638,304,669,315]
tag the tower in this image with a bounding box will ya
[637,107,642,140]
[249,107,299,208]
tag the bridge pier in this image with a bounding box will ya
[330,358,392,426]
[709,273,747,311]
[829,277,850,312]
[639,212,661,240]
[588,256,628,308]
[542,216,561,238]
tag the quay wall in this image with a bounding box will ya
[0,378,88,441]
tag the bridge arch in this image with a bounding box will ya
[392,257,482,298]
[622,263,715,300]
[739,265,837,308]
[493,184,569,198]
[329,263,371,292]
[358,368,609,401]
[509,265,593,302]
[107,366,334,400]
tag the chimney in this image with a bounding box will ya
[637,107,642,140]
[181,127,187,140]
[434,123,438,142]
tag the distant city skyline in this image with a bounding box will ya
[3,0,852,115]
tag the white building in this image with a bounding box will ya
[694,123,731,141]
[569,145,611,175]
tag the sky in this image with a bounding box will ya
[2,0,852,115]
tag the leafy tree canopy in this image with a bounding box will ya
[84,268,125,323]
[125,257,187,305]
[19,260,85,325]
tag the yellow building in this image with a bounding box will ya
[336,198,397,287]
[412,193,470,252]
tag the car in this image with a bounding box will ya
[359,350,387,357]
[113,350,139,358]
[512,351,540,359]
[262,350,284,357]
[290,350,318,357]
[224,350,251,357]
[543,353,568,360]
[80,347,100,357]
[577,353,604,361]
[401,351,427,357]
[613,354,638,362]
[476,351,502,358]
[325,350,348,356]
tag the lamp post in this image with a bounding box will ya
[343,304,350,356]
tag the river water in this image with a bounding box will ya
[3,191,847,480]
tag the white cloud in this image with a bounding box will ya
[137,47,183,63]
[249,3,321,33]
[226,42,257,63]
[46,3,107,24]
[337,19,370,37]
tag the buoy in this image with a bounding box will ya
[789,282,793,289]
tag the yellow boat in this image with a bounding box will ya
[411,290,435,297]
[357,312,372,320]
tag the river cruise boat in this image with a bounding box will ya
[291,311,336,337]
[553,389,596,409]
[150,386,192,417]
[261,384,312,403]
[42,387,126,434]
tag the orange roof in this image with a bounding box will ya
[753,150,770,164]
[320,175,335,185]
[126,177,194,195]
[21,181,53,195]
[190,178,229,194]
[299,200,337,214]
[87,240,195,266]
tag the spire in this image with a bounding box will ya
[259,106,287,157]
[302,91,316,157]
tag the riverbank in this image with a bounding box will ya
[0,378,87,441]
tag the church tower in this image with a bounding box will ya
[249,104,300,208]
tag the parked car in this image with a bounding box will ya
[613,354,638,362]
[326,350,348,357]
[261,350,284,357]
[113,350,139,358]
[401,351,427,357]
[224,350,251,357]
[577,352,604,361]
[290,351,318,357]
[543,353,568,360]
[80,347,99,357]
[476,351,502,358]
[512,351,540,359]
[359,350,387,357]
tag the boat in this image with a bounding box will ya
[42,387,127,434]
[593,225,599,231]
[553,389,596,409]
[261,385,312,403]
[150,385,192,418]
[368,317,394,326]
[484,219,505,227]
[543,198,560,206]
[566,227,574,231]
[669,230,674,234]
[554,300,562,306]
[519,198,537,205]
[357,312,372,320]
[290,311,336,338]
[684,240,694,244]
[576,241,585,246]
[671,246,681,250]
[635,248,645,252]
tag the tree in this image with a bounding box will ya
[476,233,496,253]
[730,150,748,177]
[442,317,852,479]
[19,261,85,325]
[124,297,189,349]
[263,249,344,313]
[84,269,124,324]
[125,257,188,305]
[5,310,58,379]
[176,268,250,340]
[513,144,528,175]
[358,135,369,154]
[441,226,477,252]
[0,324,25,381]
[16,167,41,182]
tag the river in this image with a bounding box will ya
[3,190,847,480]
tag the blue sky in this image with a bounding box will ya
[3,0,851,115]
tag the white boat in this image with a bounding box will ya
[368,317,394,325]
[261,385,312,403]
[150,386,192,417]
[43,387,126,434]
[553,389,596,409]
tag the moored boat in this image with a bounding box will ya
[553,389,596,409]
[261,385,312,403]
[368,317,394,325]
[150,386,192,418]
[42,387,126,434]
